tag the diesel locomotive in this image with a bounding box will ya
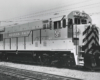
[0,11,100,69]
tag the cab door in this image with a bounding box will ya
[5,39,10,50]
[68,18,73,38]
[18,37,24,50]
[11,38,17,50]
[34,29,41,50]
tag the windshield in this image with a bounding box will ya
[74,18,87,24]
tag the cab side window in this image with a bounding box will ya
[68,19,73,25]
[53,19,67,29]
[43,20,50,29]
[54,21,57,29]
[43,24,47,29]
[0,34,3,41]
[54,21,61,29]
[74,18,80,24]
[81,19,87,24]
[49,21,52,29]
[58,21,61,29]
[68,19,73,38]
[63,19,66,28]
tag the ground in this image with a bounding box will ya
[0,62,100,80]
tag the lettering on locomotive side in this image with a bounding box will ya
[3,30,31,38]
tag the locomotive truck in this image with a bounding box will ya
[0,11,100,69]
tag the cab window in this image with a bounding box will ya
[68,18,73,29]
[54,21,61,29]
[68,18,73,38]
[81,19,87,24]
[58,21,61,28]
[68,18,73,25]
[0,34,3,41]
[43,23,50,29]
[49,21,52,29]
[43,24,47,29]
[74,18,80,24]
[43,20,50,29]
[54,21,57,29]
[63,19,66,28]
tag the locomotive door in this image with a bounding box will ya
[5,39,10,50]
[11,38,17,50]
[41,29,47,50]
[34,30,41,50]
[18,37,24,50]
[26,31,32,50]
[68,19,73,38]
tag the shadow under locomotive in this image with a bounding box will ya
[0,51,76,68]
[0,50,100,72]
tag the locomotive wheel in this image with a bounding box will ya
[43,57,50,66]
[91,56,96,68]
[62,53,75,68]
[0,53,2,61]
[66,58,74,68]
[62,58,71,68]
[67,59,71,67]
[94,53,100,66]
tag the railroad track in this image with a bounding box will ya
[0,65,82,80]
[0,67,37,80]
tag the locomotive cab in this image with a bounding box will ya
[67,11,93,66]
[68,11,92,45]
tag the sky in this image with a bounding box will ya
[0,0,100,27]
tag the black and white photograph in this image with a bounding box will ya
[0,0,100,80]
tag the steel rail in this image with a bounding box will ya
[0,65,82,80]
